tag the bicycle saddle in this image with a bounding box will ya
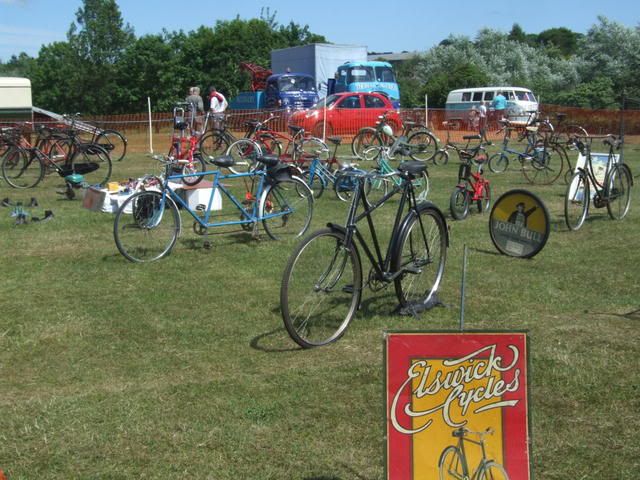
[327,136,342,145]
[462,134,481,141]
[288,125,304,134]
[256,155,279,167]
[398,161,427,175]
[209,155,235,168]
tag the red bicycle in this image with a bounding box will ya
[450,156,491,220]
[168,103,206,186]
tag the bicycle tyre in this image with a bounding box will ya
[522,144,562,185]
[352,128,382,160]
[438,446,464,480]
[450,187,470,220]
[280,228,362,348]
[334,174,372,202]
[181,153,206,186]
[261,176,313,241]
[393,205,447,308]
[366,169,390,204]
[432,149,449,166]
[606,164,632,220]
[1,147,44,188]
[299,137,329,165]
[69,144,112,186]
[488,153,509,173]
[476,182,491,213]
[407,130,438,161]
[302,169,325,199]
[199,131,230,159]
[560,124,589,151]
[255,133,283,157]
[46,139,72,172]
[564,171,589,231]
[226,139,262,174]
[412,171,430,202]
[478,461,510,480]
[96,129,127,162]
[114,191,181,262]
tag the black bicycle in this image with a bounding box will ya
[280,162,448,348]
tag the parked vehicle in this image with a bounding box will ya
[445,87,538,127]
[289,92,400,138]
[265,73,319,110]
[0,77,32,123]
[330,61,400,108]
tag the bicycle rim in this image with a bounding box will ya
[522,145,562,184]
[439,446,464,480]
[479,461,510,480]
[281,228,362,348]
[606,165,631,220]
[393,207,447,307]
[114,191,181,262]
[2,147,43,188]
[262,177,313,240]
[564,172,589,231]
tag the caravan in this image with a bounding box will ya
[445,87,538,127]
[0,77,33,123]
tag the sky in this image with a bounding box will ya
[1,0,639,62]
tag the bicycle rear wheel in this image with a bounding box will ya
[199,131,230,159]
[69,144,112,186]
[181,153,206,186]
[432,149,449,166]
[302,169,326,199]
[564,171,589,231]
[96,129,127,162]
[476,182,491,213]
[299,137,329,165]
[412,171,430,202]
[407,130,438,161]
[522,144,562,185]
[114,191,181,262]
[261,177,313,240]
[280,228,362,348]
[393,206,447,307]
[438,446,464,480]
[606,164,632,220]
[1,147,44,188]
[488,153,509,173]
[352,128,382,160]
[226,139,262,174]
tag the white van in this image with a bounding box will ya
[445,87,538,126]
[0,77,33,123]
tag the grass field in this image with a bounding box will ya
[1,138,639,479]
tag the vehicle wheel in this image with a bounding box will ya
[46,139,72,170]
[564,166,574,185]
[352,128,382,160]
[450,187,470,220]
[393,206,447,308]
[606,164,632,220]
[438,446,464,480]
[560,124,589,151]
[432,150,449,166]
[478,461,510,480]
[280,228,362,348]
[334,173,370,202]
[1,147,44,188]
[564,171,589,231]
[199,131,230,159]
[476,182,491,213]
[226,139,262,174]
[412,171,430,202]
[302,170,325,199]
[489,153,509,173]
[181,153,206,186]
[366,169,390,204]
[312,122,333,139]
[522,144,562,185]
[407,130,438,161]
[256,133,283,156]
[69,144,112,186]
[114,191,181,262]
[298,137,329,165]
[261,177,313,240]
[96,129,127,162]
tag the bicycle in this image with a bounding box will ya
[564,134,632,230]
[113,152,313,262]
[352,112,439,162]
[69,113,128,162]
[450,157,491,220]
[439,427,510,480]
[167,104,207,185]
[488,119,564,185]
[280,164,448,348]
[432,123,489,167]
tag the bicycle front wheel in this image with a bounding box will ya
[606,164,632,220]
[69,144,112,186]
[438,446,464,480]
[478,461,510,480]
[432,149,449,166]
[298,137,329,165]
[352,128,382,160]
[450,187,470,220]
[564,171,589,231]
[199,131,230,159]
[96,129,127,162]
[476,182,491,213]
[280,228,362,348]
[302,169,325,199]
[489,153,509,173]
[261,177,313,240]
[412,171,430,202]
[407,130,438,161]
[181,153,206,186]
[393,206,447,308]
[1,147,44,188]
[114,191,181,262]
[226,139,262,174]
[522,144,562,185]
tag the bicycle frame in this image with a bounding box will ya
[452,432,493,479]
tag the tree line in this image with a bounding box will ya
[1,0,638,114]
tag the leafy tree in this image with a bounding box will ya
[0,53,35,77]
[537,27,582,57]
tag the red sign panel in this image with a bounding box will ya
[386,332,530,480]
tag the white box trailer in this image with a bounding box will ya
[0,77,33,123]
[271,43,368,95]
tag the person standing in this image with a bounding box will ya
[479,101,489,143]
[208,86,228,130]
[185,86,204,132]
[492,91,507,119]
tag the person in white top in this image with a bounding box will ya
[208,86,228,130]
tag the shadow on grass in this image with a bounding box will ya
[591,307,640,321]
[249,327,302,353]
[303,463,375,480]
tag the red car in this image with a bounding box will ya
[289,92,400,137]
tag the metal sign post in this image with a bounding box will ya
[459,244,468,331]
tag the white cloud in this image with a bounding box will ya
[0,23,64,60]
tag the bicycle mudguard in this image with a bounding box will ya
[389,202,450,256]
[265,163,294,184]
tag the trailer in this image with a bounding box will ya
[0,77,33,123]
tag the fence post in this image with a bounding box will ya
[147,97,153,154]
[424,94,429,129]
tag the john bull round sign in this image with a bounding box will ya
[489,189,550,258]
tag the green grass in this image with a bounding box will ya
[1,141,639,479]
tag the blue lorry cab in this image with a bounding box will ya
[331,61,400,108]
[265,73,319,110]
